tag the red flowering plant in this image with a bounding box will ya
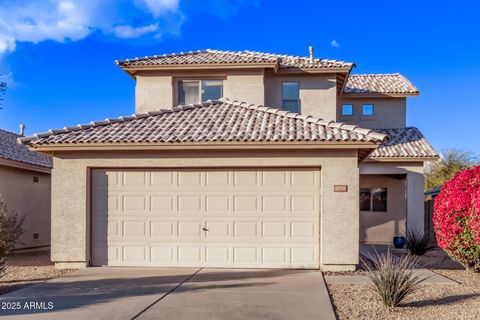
[433,166,480,272]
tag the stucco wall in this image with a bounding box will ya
[264,72,338,120]
[360,162,425,235]
[135,74,173,113]
[337,97,406,128]
[0,165,51,249]
[134,69,265,112]
[223,71,265,106]
[359,174,406,244]
[51,149,360,270]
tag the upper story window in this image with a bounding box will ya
[341,104,353,116]
[178,80,223,105]
[362,104,375,116]
[360,187,387,212]
[282,81,300,113]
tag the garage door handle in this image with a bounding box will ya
[202,227,209,231]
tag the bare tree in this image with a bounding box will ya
[425,149,478,191]
[0,195,24,276]
[0,79,5,109]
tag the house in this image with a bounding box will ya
[0,127,52,250]
[20,49,437,271]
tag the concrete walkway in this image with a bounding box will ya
[0,267,336,320]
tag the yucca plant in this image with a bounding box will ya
[361,250,427,308]
[404,229,435,256]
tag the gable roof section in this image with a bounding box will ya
[344,73,419,95]
[370,127,437,159]
[20,100,387,148]
[0,129,52,169]
[115,49,354,71]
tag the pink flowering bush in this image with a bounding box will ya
[433,166,480,272]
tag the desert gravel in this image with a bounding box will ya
[0,250,73,295]
[328,255,480,320]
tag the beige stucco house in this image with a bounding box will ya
[21,49,437,271]
[0,128,52,250]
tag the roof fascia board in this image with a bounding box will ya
[0,158,51,173]
[28,142,381,152]
[342,92,420,98]
[366,156,438,162]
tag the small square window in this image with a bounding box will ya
[341,104,353,116]
[362,104,374,116]
[360,187,387,212]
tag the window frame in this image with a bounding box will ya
[359,187,387,212]
[177,79,224,105]
[362,103,375,117]
[341,104,353,116]
[281,81,300,113]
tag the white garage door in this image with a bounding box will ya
[91,168,320,268]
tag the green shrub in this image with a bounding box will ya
[0,195,25,276]
[404,229,435,256]
[362,251,426,308]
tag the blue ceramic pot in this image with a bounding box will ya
[393,236,406,249]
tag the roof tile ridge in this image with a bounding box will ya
[19,100,221,143]
[115,50,207,65]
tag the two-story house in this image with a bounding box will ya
[21,49,437,271]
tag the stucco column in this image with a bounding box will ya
[320,158,359,271]
[405,167,425,233]
[51,158,89,269]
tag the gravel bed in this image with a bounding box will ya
[327,250,480,320]
[0,250,73,295]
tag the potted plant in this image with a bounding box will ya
[393,235,406,249]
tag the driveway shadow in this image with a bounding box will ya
[0,268,307,316]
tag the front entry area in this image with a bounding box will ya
[91,168,321,268]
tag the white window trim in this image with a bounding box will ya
[281,81,300,112]
[178,79,224,105]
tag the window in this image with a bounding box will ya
[341,104,353,116]
[362,104,374,116]
[360,188,387,212]
[282,81,300,112]
[178,80,223,105]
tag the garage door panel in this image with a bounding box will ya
[150,221,175,237]
[92,168,320,268]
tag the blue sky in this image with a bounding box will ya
[0,0,479,155]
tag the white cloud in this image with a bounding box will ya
[0,0,181,54]
[113,24,159,39]
[142,0,179,17]
[330,40,340,48]
[0,0,255,55]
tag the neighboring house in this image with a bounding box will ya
[0,128,52,250]
[21,49,437,271]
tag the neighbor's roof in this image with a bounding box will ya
[0,129,52,168]
[344,74,419,95]
[115,49,354,70]
[20,99,387,147]
[370,127,437,159]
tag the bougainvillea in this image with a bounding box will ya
[433,166,480,272]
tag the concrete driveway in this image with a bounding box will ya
[0,268,335,320]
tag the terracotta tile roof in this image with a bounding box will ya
[0,129,52,168]
[115,49,354,70]
[20,100,387,146]
[370,127,437,159]
[344,74,419,95]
